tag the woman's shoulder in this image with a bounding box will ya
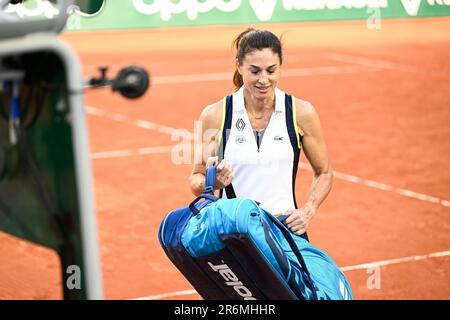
[282,89,316,116]
[199,98,225,129]
[292,97,320,136]
[294,97,316,117]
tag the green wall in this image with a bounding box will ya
[5,0,450,31]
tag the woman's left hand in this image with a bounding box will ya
[283,203,316,235]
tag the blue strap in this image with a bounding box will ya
[189,194,218,216]
[261,220,307,299]
[203,166,216,194]
[187,166,218,216]
[278,214,309,241]
[265,213,318,300]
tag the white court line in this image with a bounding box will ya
[84,64,382,86]
[327,53,398,70]
[87,145,450,208]
[133,289,199,300]
[86,106,177,135]
[132,250,450,300]
[152,65,382,85]
[298,162,450,207]
[91,146,174,159]
[327,53,450,79]
[86,108,450,207]
[84,53,450,87]
[281,65,383,77]
[340,250,450,272]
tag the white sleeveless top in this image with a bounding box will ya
[217,86,302,215]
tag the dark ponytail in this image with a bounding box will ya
[232,28,283,90]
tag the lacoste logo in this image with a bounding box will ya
[274,136,283,141]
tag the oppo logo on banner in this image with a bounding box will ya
[132,0,449,21]
[132,0,278,21]
[4,0,450,22]
[132,0,242,21]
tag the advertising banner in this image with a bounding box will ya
[4,0,450,31]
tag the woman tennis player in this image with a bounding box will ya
[189,28,333,239]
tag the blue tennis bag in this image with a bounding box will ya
[158,167,353,300]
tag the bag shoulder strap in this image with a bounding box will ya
[217,95,237,199]
[265,212,318,299]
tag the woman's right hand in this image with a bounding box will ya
[206,156,235,189]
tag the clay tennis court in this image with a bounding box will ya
[0,17,449,300]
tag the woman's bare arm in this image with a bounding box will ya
[189,100,234,195]
[284,99,333,235]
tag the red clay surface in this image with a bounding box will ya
[1,17,449,300]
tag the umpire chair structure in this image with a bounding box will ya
[0,0,103,299]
